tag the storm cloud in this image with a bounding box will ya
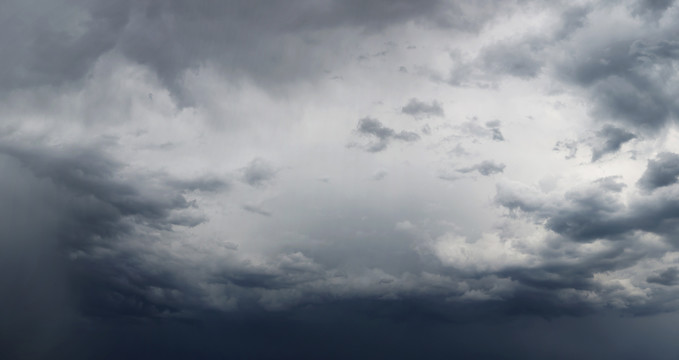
[5,0,679,359]
[637,152,679,191]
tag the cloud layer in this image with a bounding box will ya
[4,0,679,358]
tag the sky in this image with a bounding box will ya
[2,0,679,359]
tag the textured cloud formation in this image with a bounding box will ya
[647,267,679,286]
[591,125,636,161]
[638,152,679,191]
[401,98,445,118]
[5,0,679,359]
[241,158,277,188]
[458,160,506,176]
[354,117,420,152]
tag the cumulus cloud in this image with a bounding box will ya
[401,98,444,118]
[555,30,679,132]
[591,125,636,161]
[637,152,679,191]
[354,117,420,152]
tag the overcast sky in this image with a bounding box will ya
[3,0,679,359]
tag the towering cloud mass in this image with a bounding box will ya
[3,0,679,359]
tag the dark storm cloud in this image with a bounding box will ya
[210,252,322,291]
[591,125,636,161]
[0,143,197,230]
[489,175,679,318]
[647,267,679,286]
[30,303,679,360]
[554,5,591,40]
[0,0,129,92]
[444,3,678,133]
[355,117,420,152]
[458,160,506,176]
[241,158,277,188]
[637,153,679,191]
[0,141,218,320]
[8,1,679,358]
[496,173,679,245]
[0,0,508,103]
[401,98,444,118]
[556,34,679,132]
[631,0,677,18]
[0,156,74,360]
[497,177,627,242]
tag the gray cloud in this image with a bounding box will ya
[480,40,543,79]
[444,2,679,134]
[167,176,230,193]
[0,0,128,93]
[556,34,679,132]
[0,0,509,104]
[648,267,679,286]
[355,117,420,152]
[457,118,506,142]
[373,170,388,180]
[554,5,591,40]
[495,173,679,246]
[554,140,578,159]
[631,0,677,18]
[637,152,679,191]
[401,98,444,118]
[486,120,505,141]
[242,204,272,217]
[459,160,506,176]
[0,141,224,326]
[496,177,628,242]
[591,125,636,161]
[0,142,200,230]
[241,158,277,188]
[7,2,679,358]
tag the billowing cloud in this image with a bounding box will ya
[591,125,636,161]
[354,117,420,152]
[6,1,679,358]
[637,152,679,191]
[401,98,444,118]
[647,267,679,286]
